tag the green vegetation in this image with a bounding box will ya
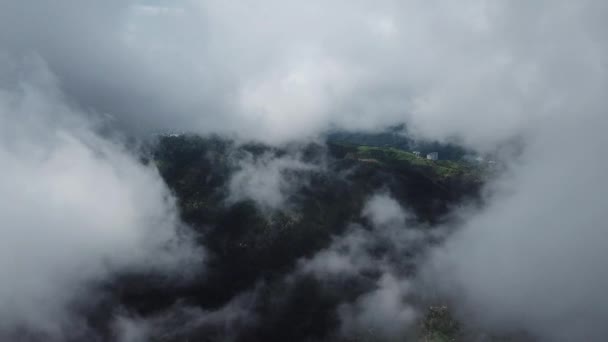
[344,145,483,183]
[123,134,487,342]
[419,306,461,342]
[327,129,470,161]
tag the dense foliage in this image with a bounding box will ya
[102,134,486,341]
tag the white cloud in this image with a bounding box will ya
[362,193,409,228]
[5,0,604,148]
[1,1,608,340]
[299,194,431,340]
[339,274,418,341]
[0,60,201,339]
[227,151,319,210]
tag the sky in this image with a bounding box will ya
[0,0,607,341]
[4,1,604,146]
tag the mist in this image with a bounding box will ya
[227,150,320,210]
[1,0,608,341]
[423,113,608,340]
[4,1,603,146]
[0,58,201,340]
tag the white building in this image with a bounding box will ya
[426,152,438,160]
[413,151,421,158]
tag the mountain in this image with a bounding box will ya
[91,134,489,341]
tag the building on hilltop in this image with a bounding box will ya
[413,151,421,158]
[426,152,438,160]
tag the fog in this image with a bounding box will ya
[0,58,200,340]
[1,0,608,340]
[423,112,608,341]
[227,151,319,210]
[4,1,604,146]
[298,193,438,340]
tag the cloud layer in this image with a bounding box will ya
[0,59,200,339]
[423,111,608,341]
[1,0,608,341]
[1,1,604,147]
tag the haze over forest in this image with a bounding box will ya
[1,1,607,341]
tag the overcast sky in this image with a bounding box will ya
[2,1,604,146]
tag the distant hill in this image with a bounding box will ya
[330,143,484,183]
[326,129,471,161]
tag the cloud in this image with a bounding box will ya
[2,0,604,148]
[409,2,608,339]
[338,273,418,341]
[422,108,608,341]
[299,193,435,340]
[1,0,608,340]
[227,150,319,210]
[362,193,409,228]
[0,59,201,339]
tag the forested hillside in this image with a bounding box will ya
[103,134,488,341]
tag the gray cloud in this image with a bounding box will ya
[362,192,410,228]
[3,0,604,148]
[1,0,608,340]
[413,3,608,338]
[227,151,320,210]
[422,110,608,341]
[338,273,418,341]
[299,193,437,340]
[0,59,201,339]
